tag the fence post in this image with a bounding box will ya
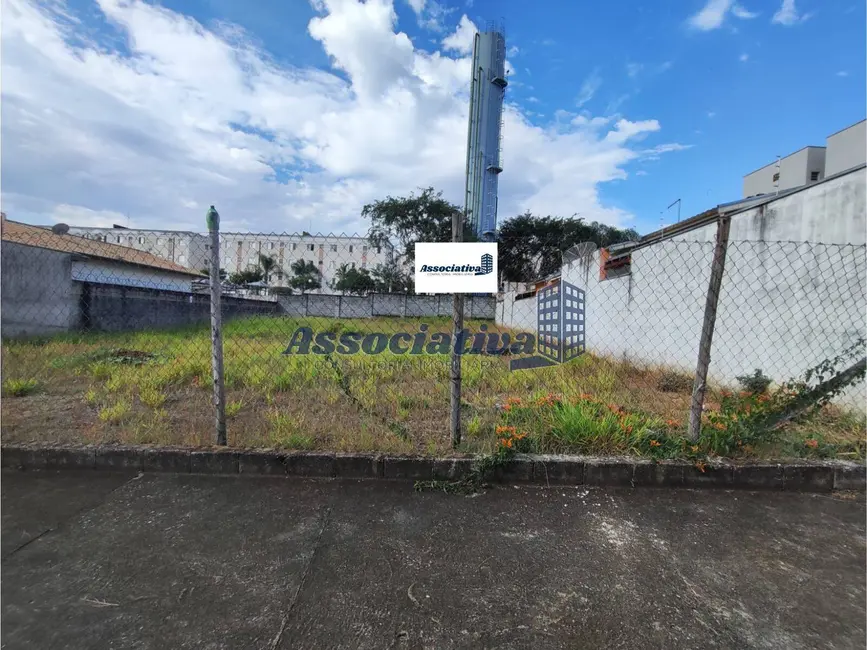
[450,211,465,448]
[206,206,227,446]
[688,216,731,441]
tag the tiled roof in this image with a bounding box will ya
[1,216,203,277]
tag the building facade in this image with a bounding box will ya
[742,119,866,197]
[64,226,392,293]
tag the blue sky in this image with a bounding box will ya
[2,0,864,235]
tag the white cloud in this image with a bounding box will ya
[441,14,476,54]
[626,63,643,78]
[836,70,849,77]
[576,69,602,107]
[772,0,812,25]
[405,0,451,31]
[507,45,519,57]
[731,3,758,19]
[635,170,648,176]
[707,111,717,118]
[1,0,686,233]
[688,0,759,30]
[739,53,749,62]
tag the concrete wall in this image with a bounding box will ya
[686,167,866,246]
[1,242,81,337]
[275,293,497,320]
[497,180,867,405]
[81,283,279,332]
[826,120,867,176]
[71,259,194,292]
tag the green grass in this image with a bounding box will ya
[2,315,863,461]
[2,378,40,397]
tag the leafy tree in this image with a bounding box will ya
[332,264,376,295]
[364,187,476,266]
[228,268,264,285]
[497,213,639,282]
[200,267,227,280]
[289,259,321,293]
[258,254,277,283]
[371,263,413,294]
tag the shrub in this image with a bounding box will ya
[736,369,773,394]
[2,378,39,397]
[656,371,692,393]
[98,400,132,424]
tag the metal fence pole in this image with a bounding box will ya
[450,211,465,448]
[206,205,227,446]
[688,216,731,441]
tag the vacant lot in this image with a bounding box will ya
[2,316,863,461]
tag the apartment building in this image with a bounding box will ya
[64,226,392,293]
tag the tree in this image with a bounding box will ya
[497,213,639,282]
[332,264,376,295]
[258,254,277,283]
[200,267,227,280]
[371,263,413,294]
[289,259,321,293]
[364,187,476,266]
[228,268,263,285]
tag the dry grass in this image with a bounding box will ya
[2,315,863,460]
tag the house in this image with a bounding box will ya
[2,216,204,337]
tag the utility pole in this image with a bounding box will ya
[450,209,465,448]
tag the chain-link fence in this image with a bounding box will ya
[2,213,865,458]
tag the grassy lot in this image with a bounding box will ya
[2,315,864,461]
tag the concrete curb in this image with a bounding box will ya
[1,444,863,493]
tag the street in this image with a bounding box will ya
[2,470,864,649]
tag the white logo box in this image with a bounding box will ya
[414,242,498,294]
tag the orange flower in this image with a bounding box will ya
[694,460,707,473]
[665,419,680,427]
[690,445,699,453]
[495,425,517,435]
[649,440,661,447]
[805,438,819,449]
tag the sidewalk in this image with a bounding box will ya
[2,470,865,649]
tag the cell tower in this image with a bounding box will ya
[464,22,507,242]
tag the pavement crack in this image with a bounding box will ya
[2,472,144,562]
[3,527,52,559]
[268,502,334,650]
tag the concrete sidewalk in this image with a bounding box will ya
[1,470,864,649]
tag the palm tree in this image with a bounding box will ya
[258,254,276,283]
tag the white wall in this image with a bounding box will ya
[743,147,826,197]
[826,120,867,176]
[497,169,867,406]
[71,260,194,292]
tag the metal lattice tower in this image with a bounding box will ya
[464,23,507,242]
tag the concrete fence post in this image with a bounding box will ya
[688,216,731,441]
[450,211,465,448]
[206,206,227,446]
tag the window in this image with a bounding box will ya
[319,244,324,250]
[117,236,122,243]
[362,246,368,254]
[351,262,356,269]
[307,244,314,251]
[600,249,631,281]
[348,245,354,253]
[237,241,243,248]
[772,172,780,182]
[156,238,163,245]
[128,237,134,245]
[330,244,337,252]
[329,261,335,269]
[376,247,381,254]
[810,171,820,181]
[269,242,275,250]
[292,243,297,251]
[257,242,262,251]
[138,237,145,244]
